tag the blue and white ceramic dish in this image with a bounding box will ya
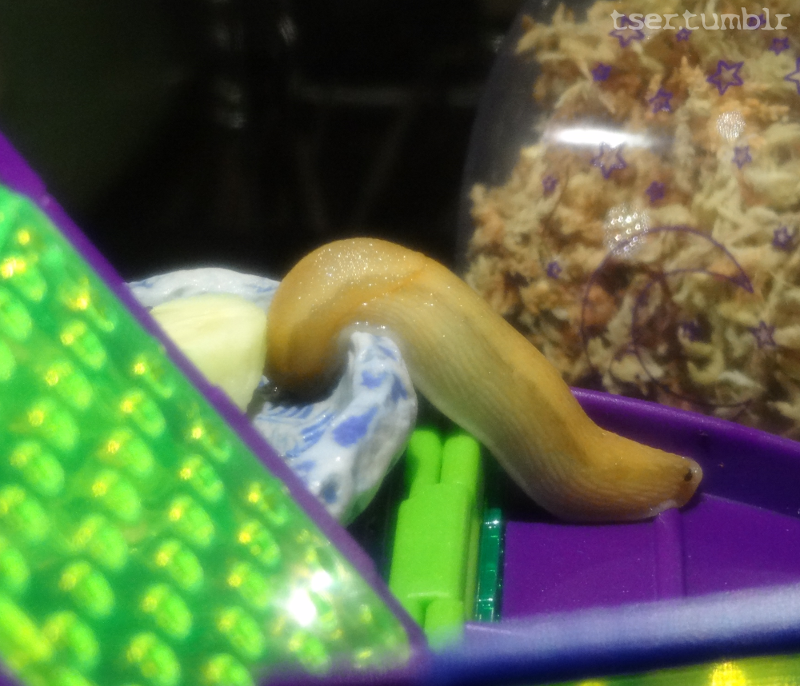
[128,268,418,522]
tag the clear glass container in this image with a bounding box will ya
[459,0,800,436]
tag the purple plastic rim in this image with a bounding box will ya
[0,132,429,685]
[573,387,800,516]
[438,581,800,686]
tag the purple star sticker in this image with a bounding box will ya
[542,175,558,195]
[773,226,794,251]
[707,60,744,96]
[609,16,645,48]
[785,58,800,95]
[675,27,692,42]
[591,143,627,179]
[770,37,790,55]
[648,88,673,113]
[750,321,777,349]
[546,261,562,279]
[646,181,665,203]
[732,146,752,169]
[679,320,702,342]
[592,63,612,82]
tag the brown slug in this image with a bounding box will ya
[266,238,702,522]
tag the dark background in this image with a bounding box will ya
[0,0,525,280]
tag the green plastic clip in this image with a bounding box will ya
[388,428,483,647]
[474,507,503,622]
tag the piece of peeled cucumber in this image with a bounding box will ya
[150,293,268,411]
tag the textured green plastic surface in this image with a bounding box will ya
[388,427,482,647]
[0,185,410,686]
[474,507,503,623]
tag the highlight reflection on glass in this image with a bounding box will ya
[716,111,745,141]
[604,203,650,256]
[544,127,651,150]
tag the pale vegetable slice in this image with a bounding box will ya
[151,293,268,411]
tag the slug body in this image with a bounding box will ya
[266,238,702,522]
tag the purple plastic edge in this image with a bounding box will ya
[573,387,800,457]
[574,387,800,518]
[441,581,800,685]
[0,133,429,685]
[443,389,800,684]
[0,135,46,200]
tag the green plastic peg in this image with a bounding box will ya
[388,427,483,647]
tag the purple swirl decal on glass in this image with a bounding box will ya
[580,226,755,410]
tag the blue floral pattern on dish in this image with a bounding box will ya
[128,268,417,523]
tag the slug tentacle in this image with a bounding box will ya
[266,238,702,522]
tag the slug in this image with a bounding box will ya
[266,238,702,522]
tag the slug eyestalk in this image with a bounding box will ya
[266,238,702,522]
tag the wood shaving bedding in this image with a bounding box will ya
[465,0,800,435]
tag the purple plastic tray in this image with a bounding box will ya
[435,390,800,684]
[504,391,800,618]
